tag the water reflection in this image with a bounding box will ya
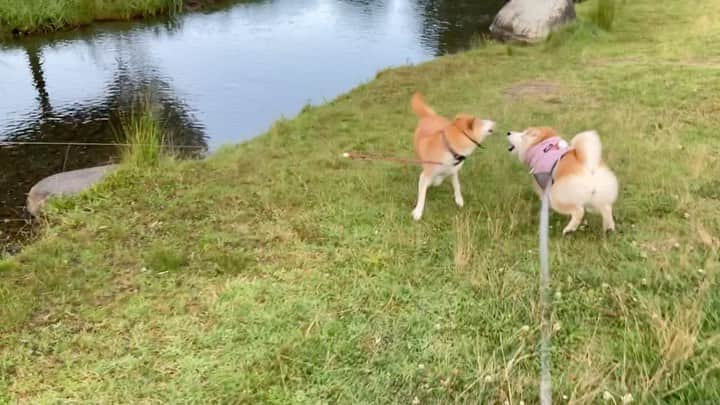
[417,0,504,54]
[0,0,504,250]
[26,45,53,117]
[1,34,208,251]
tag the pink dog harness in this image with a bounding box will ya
[523,136,570,189]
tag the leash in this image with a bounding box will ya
[342,151,453,167]
[342,127,484,168]
[538,186,553,405]
[345,144,552,404]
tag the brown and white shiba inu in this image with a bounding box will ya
[506,127,619,234]
[410,93,496,220]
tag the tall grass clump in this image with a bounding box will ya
[589,0,616,31]
[119,99,166,167]
[468,33,491,50]
[544,20,602,49]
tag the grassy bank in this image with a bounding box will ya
[2,0,720,402]
[0,0,227,36]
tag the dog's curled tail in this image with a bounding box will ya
[571,130,602,172]
[411,92,436,118]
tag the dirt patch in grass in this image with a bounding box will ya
[504,80,564,103]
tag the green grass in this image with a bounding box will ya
[2,0,720,402]
[589,0,617,31]
[0,0,217,36]
[119,99,166,168]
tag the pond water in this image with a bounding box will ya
[0,0,505,251]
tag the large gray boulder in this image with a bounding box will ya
[490,0,576,43]
[27,165,119,216]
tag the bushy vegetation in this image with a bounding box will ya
[119,99,167,168]
[0,0,189,36]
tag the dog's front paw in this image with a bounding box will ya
[562,226,576,236]
[412,208,423,221]
[455,195,464,208]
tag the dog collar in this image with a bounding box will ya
[461,130,483,148]
[441,129,484,166]
[442,132,466,166]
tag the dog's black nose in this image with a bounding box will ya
[506,131,511,136]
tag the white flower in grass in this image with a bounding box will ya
[621,393,634,404]
[412,396,420,405]
[602,391,614,401]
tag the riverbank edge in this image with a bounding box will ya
[0,0,237,38]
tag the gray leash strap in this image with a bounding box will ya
[539,186,552,405]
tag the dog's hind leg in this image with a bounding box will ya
[553,201,585,235]
[412,172,431,220]
[451,172,464,207]
[562,207,585,235]
[598,204,615,232]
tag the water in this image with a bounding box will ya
[0,0,505,250]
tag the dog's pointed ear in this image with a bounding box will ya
[453,115,475,132]
[525,127,541,138]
